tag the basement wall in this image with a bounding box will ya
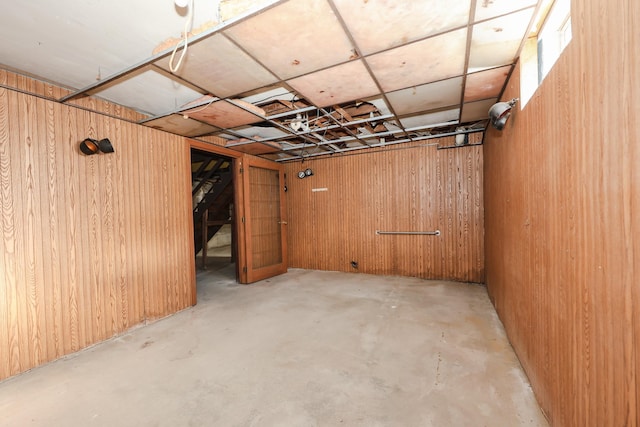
[0,70,196,381]
[283,139,484,283]
[483,0,639,425]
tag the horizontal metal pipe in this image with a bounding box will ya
[375,230,441,236]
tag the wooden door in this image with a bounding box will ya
[235,155,287,283]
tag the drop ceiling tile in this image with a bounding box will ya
[286,60,379,108]
[0,0,223,90]
[241,86,294,106]
[182,99,266,128]
[333,0,471,55]
[386,77,463,116]
[366,28,468,92]
[362,97,392,116]
[93,69,203,116]
[224,0,355,80]
[155,33,278,98]
[464,65,511,102]
[215,132,240,140]
[231,125,290,140]
[460,98,497,122]
[143,114,218,137]
[399,109,460,129]
[468,9,535,72]
[475,0,537,22]
[382,120,402,133]
[225,139,283,155]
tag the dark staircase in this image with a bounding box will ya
[191,153,234,257]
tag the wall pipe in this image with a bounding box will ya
[375,230,441,236]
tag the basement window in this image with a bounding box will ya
[520,0,572,106]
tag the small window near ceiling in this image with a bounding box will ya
[520,0,572,107]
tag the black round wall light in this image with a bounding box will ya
[80,138,115,155]
[297,168,314,179]
[488,98,519,130]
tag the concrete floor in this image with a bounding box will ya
[0,263,548,427]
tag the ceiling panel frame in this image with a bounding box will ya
[264,105,317,121]
[329,0,473,56]
[223,102,403,153]
[224,98,338,154]
[457,0,478,125]
[273,116,483,155]
[275,128,485,162]
[222,111,397,156]
[398,108,461,129]
[212,100,338,156]
[138,95,220,125]
[153,33,279,99]
[327,0,430,150]
[317,106,373,149]
[279,125,407,152]
[224,0,359,81]
[463,64,512,102]
[33,0,544,162]
[149,64,211,96]
[91,66,213,117]
[405,120,461,134]
[142,113,220,137]
[488,3,544,104]
[324,0,411,137]
[57,0,287,103]
[468,7,537,72]
[474,2,539,24]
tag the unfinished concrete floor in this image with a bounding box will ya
[0,265,547,427]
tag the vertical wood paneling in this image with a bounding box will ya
[483,0,639,425]
[0,81,7,374]
[633,1,640,414]
[8,88,29,373]
[61,101,81,353]
[0,76,15,379]
[0,73,196,381]
[284,142,484,283]
[44,98,63,360]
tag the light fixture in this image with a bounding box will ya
[488,98,519,130]
[297,168,313,179]
[290,114,304,132]
[174,0,189,8]
[455,127,468,146]
[79,138,114,155]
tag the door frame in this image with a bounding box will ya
[186,140,287,285]
[187,139,242,285]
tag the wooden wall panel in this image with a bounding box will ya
[284,140,484,283]
[634,31,640,422]
[0,75,196,381]
[483,0,639,425]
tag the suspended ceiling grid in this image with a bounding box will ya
[0,0,541,161]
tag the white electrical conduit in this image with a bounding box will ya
[170,0,195,73]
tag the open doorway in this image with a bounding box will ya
[188,141,288,286]
[190,148,236,280]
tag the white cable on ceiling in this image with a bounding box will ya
[169,0,195,73]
